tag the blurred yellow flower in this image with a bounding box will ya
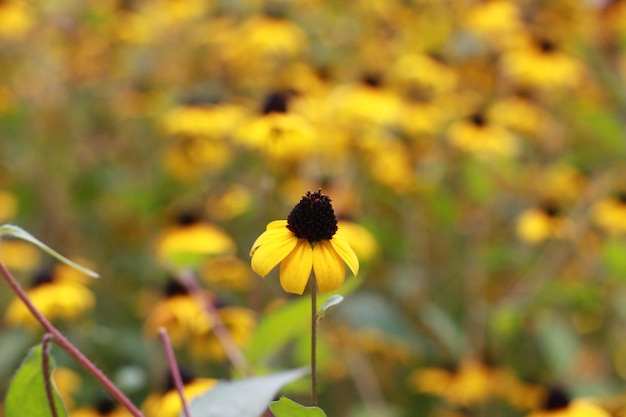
[591,195,626,235]
[143,282,210,346]
[0,240,41,272]
[71,398,133,417]
[0,0,34,39]
[516,204,568,244]
[200,255,252,292]
[0,190,18,222]
[250,190,359,295]
[526,388,610,417]
[162,137,234,180]
[409,359,497,406]
[462,0,524,48]
[5,267,95,329]
[500,38,585,89]
[154,215,236,266]
[237,92,318,161]
[189,305,256,361]
[53,367,81,411]
[163,103,246,139]
[204,185,252,221]
[142,373,217,417]
[447,113,518,158]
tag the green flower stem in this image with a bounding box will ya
[41,333,59,417]
[158,327,191,417]
[0,261,145,417]
[311,277,318,407]
[177,269,251,376]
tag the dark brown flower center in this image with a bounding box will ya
[544,387,570,411]
[287,190,338,242]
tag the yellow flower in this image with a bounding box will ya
[236,92,318,162]
[0,0,34,39]
[526,388,610,417]
[0,190,18,222]
[154,215,236,267]
[53,367,81,411]
[70,398,133,417]
[142,373,217,417]
[516,204,568,244]
[336,220,379,263]
[500,37,585,90]
[447,113,518,158]
[189,305,256,361]
[409,359,497,406]
[0,240,41,272]
[591,195,626,235]
[200,255,252,292]
[5,267,95,329]
[250,190,359,295]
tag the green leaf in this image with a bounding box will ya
[245,277,360,366]
[536,313,579,378]
[270,396,327,417]
[185,368,308,417]
[317,295,343,319]
[5,344,68,417]
[0,224,99,278]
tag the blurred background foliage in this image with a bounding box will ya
[2,0,626,416]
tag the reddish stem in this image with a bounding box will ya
[42,333,60,417]
[0,261,145,417]
[158,327,192,417]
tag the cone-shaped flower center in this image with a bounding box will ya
[544,387,570,410]
[287,190,338,243]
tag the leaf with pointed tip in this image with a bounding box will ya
[270,396,327,417]
[5,344,68,417]
[317,295,343,319]
[0,224,98,278]
[185,368,308,417]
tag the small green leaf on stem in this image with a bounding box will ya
[0,224,99,278]
[269,396,327,417]
[5,344,68,417]
[317,295,344,320]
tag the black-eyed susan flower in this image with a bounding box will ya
[516,202,568,244]
[189,304,256,361]
[4,266,95,329]
[0,190,18,222]
[250,190,359,295]
[236,91,318,162]
[144,280,255,361]
[154,213,236,267]
[591,193,626,236]
[447,113,518,159]
[0,239,41,273]
[71,398,133,417]
[500,37,585,90]
[526,387,610,417]
[144,280,206,342]
[199,255,253,292]
[142,370,217,417]
[0,0,34,39]
[409,359,497,406]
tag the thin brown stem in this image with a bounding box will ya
[42,333,59,417]
[311,277,318,407]
[0,261,145,417]
[177,269,251,376]
[158,327,192,417]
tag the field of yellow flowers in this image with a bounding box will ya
[2,0,626,416]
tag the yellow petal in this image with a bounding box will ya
[279,239,313,295]
[313,240,346,293]
[266,220,288,230]
[250,227,297,277]
[249,222,291,256]
[330,232,359,276]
